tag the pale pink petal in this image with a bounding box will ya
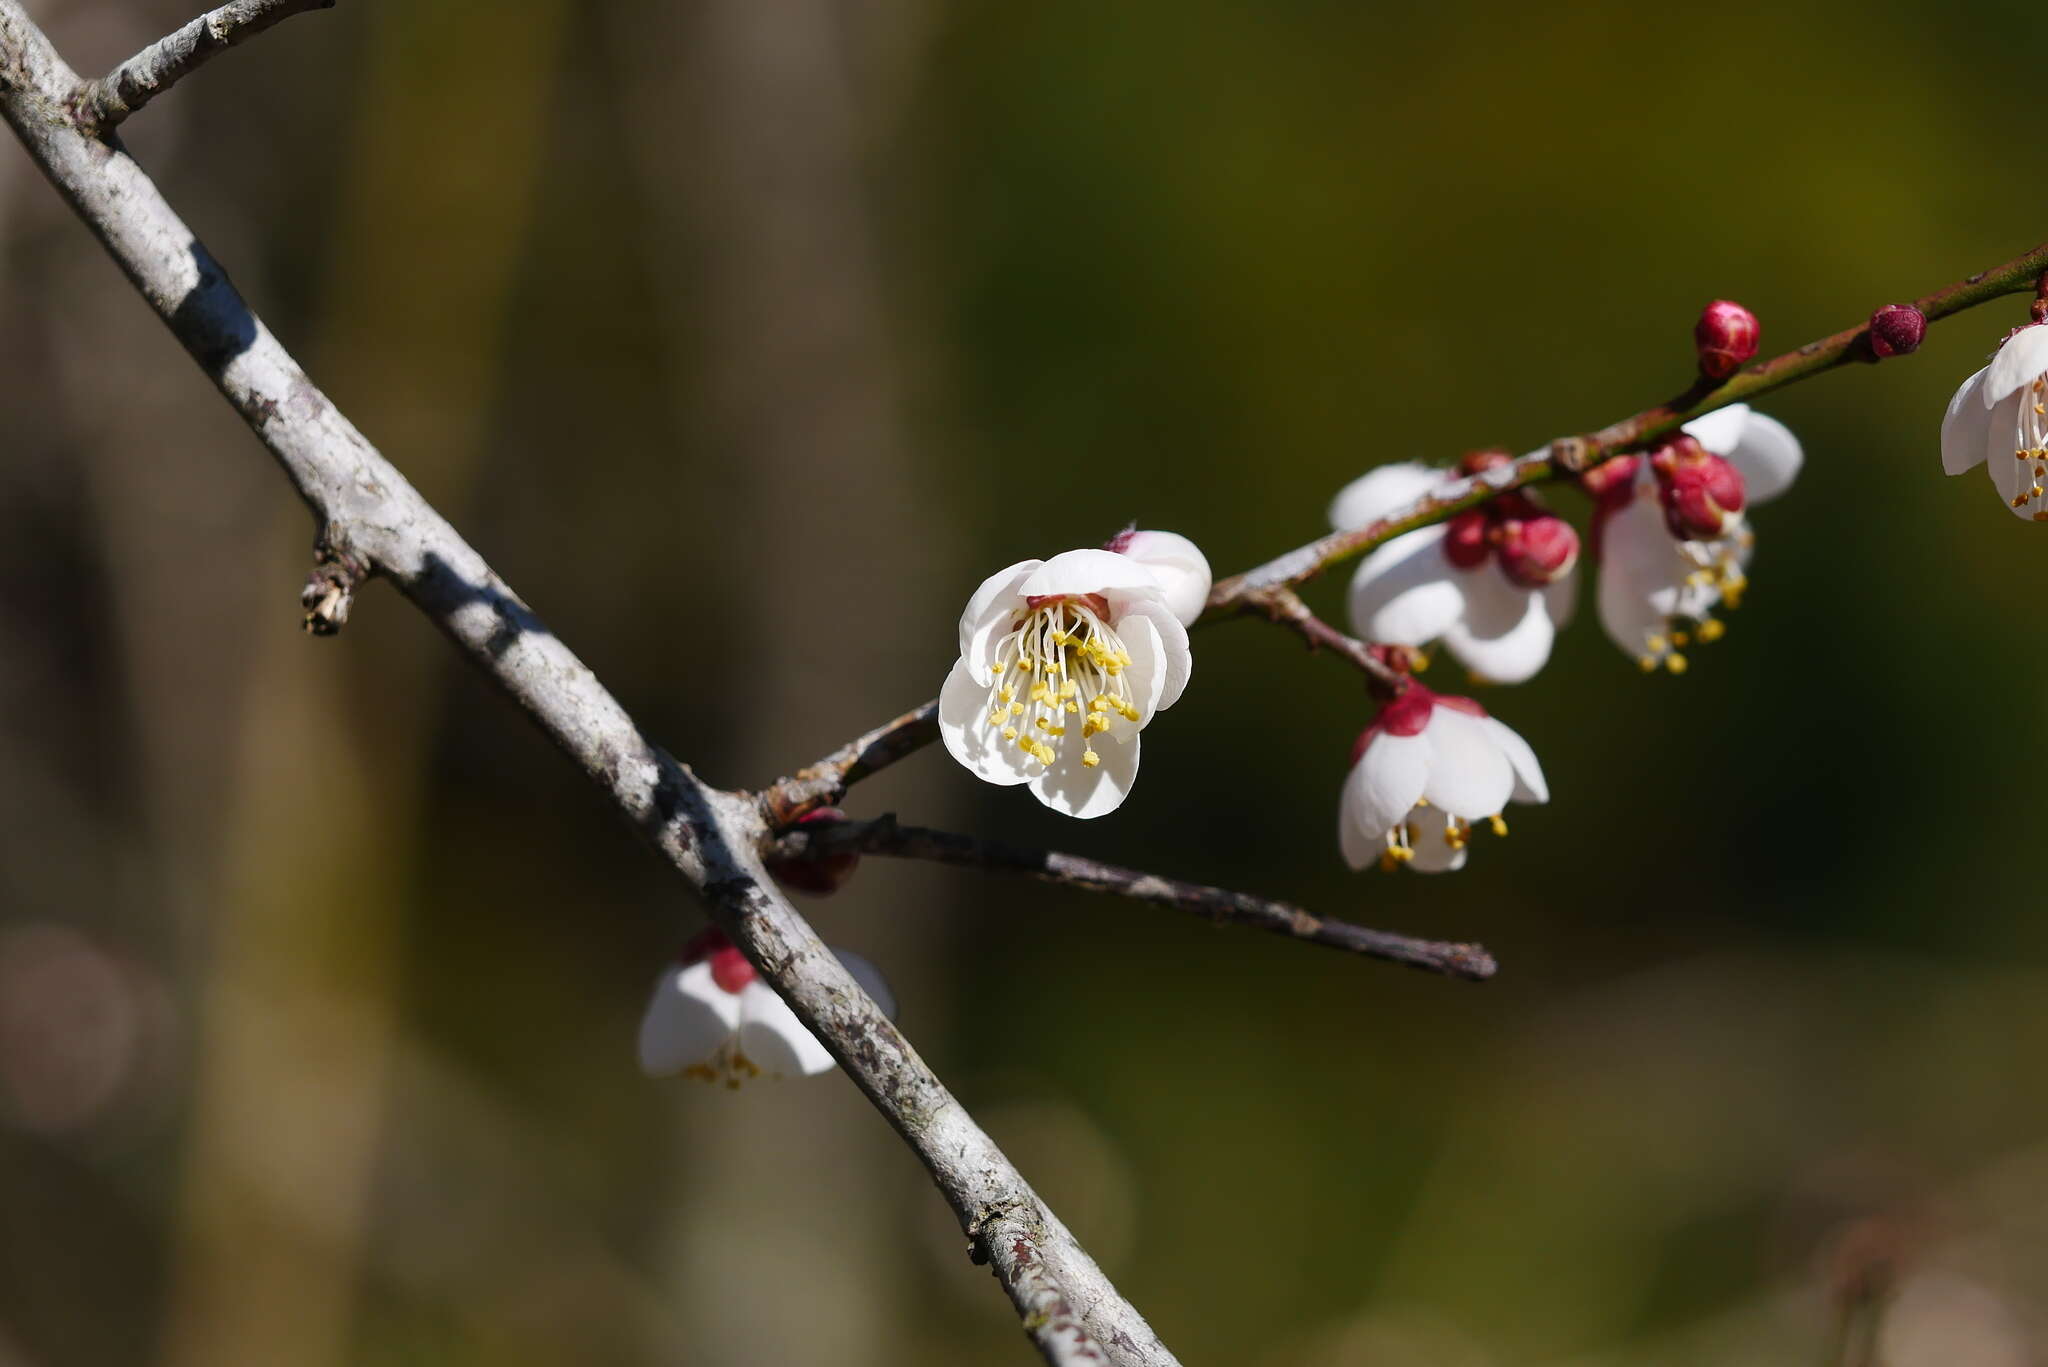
[1419,709,1514,820]
[958,559,1039,669]
[1440,567,1558,685]
[1115,530,1212,626]
[1983,324,2048,405]
[939,659,1034,786]
[1478,715,1547,804]
[1346,733,1430,839]
[1346,526,1467,645]
[1111,596,1189,713]
[1022,548,1161,598]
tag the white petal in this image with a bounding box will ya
[1595,493,1690,657]
[1418,708,1514,820]
[1031,730,1140,818]
[1328,462,1447,531]
[833,949,897,1022]
[1983,324,2048,405]
[1722,410,1802,505]
[939,659,1034,786]
[1679,404,1750,456]
[1112,596,1189,713]
[1941,368,1994,475]
[1405,807,1471,874]
[735,983,835,1077]
[1347,732,1431,838]
[1338,777,1382,871]
[1346,526,1467,645]
[637,963,742,1077]
[957,559,1039,668]
[1542,572,1578,632]
[1478,715,1547,804]
[1115,530,1212,626]
[1440,568,1558,685]
[1021,548,1161,599]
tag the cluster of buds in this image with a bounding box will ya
[1647,435,1746,541]
[1439,451,1580,588]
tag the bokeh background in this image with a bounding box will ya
[1,1,2043,1363]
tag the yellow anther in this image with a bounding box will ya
[1696,617,1725,642]
[1010,702,1025,716]
[998,687,1015,702]
[1019,659,1036,672]
[1666,652,1689,674]
[990,662,1004,674]
[1060,679,1078,699]
[1029,682,1051,703]
[1081,749,1100,768]
[1637,654,1657,672]
[987,710,1006,726]
[1488,814,1508,837]
[1001,726,1018,741]
[1415,797,1429,807]
[1646,634,1669,653]
[1066,701,1080,713]
[2035,511,2048,522]
[1671,631,1690,647]
[1082,716,1107,737]
[1118,702,1142,722]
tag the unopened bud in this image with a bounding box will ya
[1651,440,1746,540]
[679,927,759,993]
[1866,304,1925,359]
[1495,515,1580,588]
[1442,510,1491,569]
[1106,527,1212,627]
[1577,453,1640,504]
[1694,299,1760,381]
[766,807,861,896]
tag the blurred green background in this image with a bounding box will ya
[1,1,2043,1363]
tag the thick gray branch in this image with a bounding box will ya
[78,0,334,129]
[0,7,1173,1364]
[780,814,1498,980]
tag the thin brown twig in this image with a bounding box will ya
[759,698,939,825]
[774,815,1497,981]
[1238,585,1405,686]
[75,0,336,129]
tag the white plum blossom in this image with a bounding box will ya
[1591,403,1802,672]
[638,930,896,1086]
[1940,323,2048,521]
[1339,683,1547,874]
[1334,459,1579,686]
[939,546,1194,818]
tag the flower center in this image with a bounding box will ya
[1377,799,1508,872]
[981,598,1141,770]
[1633,528,1750,674]
[682,1038,761,1089]
[2012,376,2048,520]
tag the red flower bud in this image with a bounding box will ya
[1653,443,1746,540]
[1694,300,1760,381]
[1495,515,1580,588]
[1867,304,1925,359]
[1577,454,1640,504]
[766,807,861,897]
[1442,510,1492,569]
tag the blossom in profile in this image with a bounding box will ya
[1339,683,1547,874]
[939,547,1194,818]
[638,930,895,1086]
[1940,324,2048,521]
[1591,404,1802,671]
[1334,456,1578,685]
[1104,528,1213,626]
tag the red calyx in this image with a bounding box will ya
[680,927,760,994]
[1695,300,1760,382]
[1443,510,1492,568]
[1496,515,1580,588]
[1866,304,1926,359]
[765,806,861,897]
[1101,525,1139,553]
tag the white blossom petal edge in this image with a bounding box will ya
[940,545,1195,817]
[1940,323,2048,521]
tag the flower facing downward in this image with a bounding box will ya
[1340,683,1547,873]
[1590,403,1802,671]
[939,547,1193,818]
[1334,457,1579,686]
[638,930,896,1086]
[1940,324,2048,521]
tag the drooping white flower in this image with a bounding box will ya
[1591,403,1802,671]
[638,930,896,1086]
[1334,458,1578,686]
[1104,528,1213,626]
[1339,683,1547,874]
[939,547,1193,818]
[1940,324,2048,521]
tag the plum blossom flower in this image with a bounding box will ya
[1333,458,1578,685]
[638,929,896,1086]
[1940,324,2048,521]
[1590,403,1802,672]
[939,546,1194,818]
[1339,683,1547,874]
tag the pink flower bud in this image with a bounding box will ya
[1495,515,1580,588]
[679,927,760,994]
[1694,299,1760,381]
[1577,454,1640,504]
[1651,440,1746,540]
[765,807,860,897]
[1442,510,1492,568]
[1867,304,1925,359]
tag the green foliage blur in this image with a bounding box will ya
[0,1,2043,1363]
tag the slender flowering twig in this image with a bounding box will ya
[759,698,939,825]
[775,815,1497,980]
[0,9,1174,1363]
[75,0,336,129]
[760,237,2048,816]
[1237,585,1406,687]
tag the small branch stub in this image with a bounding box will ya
[300,538,367,636]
